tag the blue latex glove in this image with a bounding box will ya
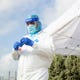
[20,37,34,46]
[13,41,22,50]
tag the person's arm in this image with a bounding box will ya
[12,49,21,60]
[19,35,55,56]
[32,34,55,55]
[12,41,22,60]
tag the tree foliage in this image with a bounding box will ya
[49,55,80,80]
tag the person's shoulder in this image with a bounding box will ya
[37,30,45,35]
[38,30,50,37]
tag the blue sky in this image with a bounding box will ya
[0,0,56,57]
[0,0,76,58]
[0,0,77,73]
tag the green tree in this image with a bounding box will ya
[49,55,80,80]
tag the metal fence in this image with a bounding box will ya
[0,71,17,80]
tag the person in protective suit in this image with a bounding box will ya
[12,14,55,80]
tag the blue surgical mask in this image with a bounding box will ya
[27,25,38,35]
[27,22,42,35]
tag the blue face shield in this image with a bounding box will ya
[27,22,42,35]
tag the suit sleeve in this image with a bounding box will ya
[12,50,21,60]
[32,33,55,55]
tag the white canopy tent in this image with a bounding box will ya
[42,0,80,55]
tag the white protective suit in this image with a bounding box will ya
[12,1,80,80]
[12,32,55,80]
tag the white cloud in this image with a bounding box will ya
[0,21,19,36]
[0,0,12,11]
[0,54,18,74]
[42,7,56,26]
[0,0,77,31]
[56,0,76,16]
[0,0,41,36]
[0,0,40,12]
[41,0,76,27]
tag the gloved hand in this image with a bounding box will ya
[20,37,34,46]
[13,41,22,50]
